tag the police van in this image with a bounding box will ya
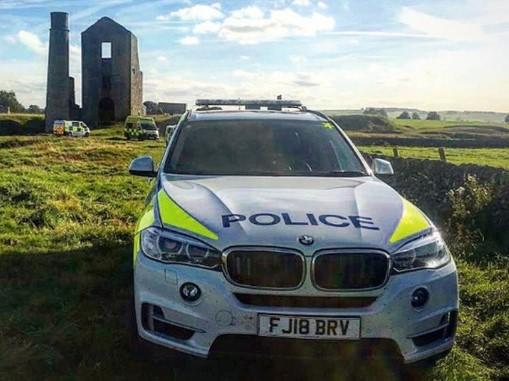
[127,99,458,373]
[124,116,159,140]
[53,120,90,137]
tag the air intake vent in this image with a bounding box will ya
[234,294,376,308]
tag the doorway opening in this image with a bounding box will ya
[98,97,115,123]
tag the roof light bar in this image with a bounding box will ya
[195,99,302,108]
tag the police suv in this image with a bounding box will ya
[128,100,458,369]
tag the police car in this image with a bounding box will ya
[128,99,458,370]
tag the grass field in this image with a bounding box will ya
[0,113,44,122]
[391,119,507,130]
[0,126,507,380]
[323,110,508,124]
[360,146,509,170]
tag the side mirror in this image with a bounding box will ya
[129,155,157,177]
[372,158,394,175]
[165,124,176,137]
[165,125,177,146]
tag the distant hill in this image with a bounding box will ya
[323,109,507,124]
[329,115,396,133]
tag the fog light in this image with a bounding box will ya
[180,282,201,302]
[411,287,429,308]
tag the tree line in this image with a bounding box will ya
[364,107,440,120]
[0,91,43,114]
[365,107,509,123]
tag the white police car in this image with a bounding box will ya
[128,99,458,370]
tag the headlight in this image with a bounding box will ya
[140,227,221,269]
[392,232,450,272]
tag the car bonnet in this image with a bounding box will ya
[154,175,433,253]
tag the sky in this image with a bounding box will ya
[0,0,508,112]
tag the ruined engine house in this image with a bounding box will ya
[45,13,143,130]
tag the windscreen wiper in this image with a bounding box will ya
[317,170,369,177]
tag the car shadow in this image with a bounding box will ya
[0,246,431,381]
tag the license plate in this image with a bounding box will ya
[258,315,360,340]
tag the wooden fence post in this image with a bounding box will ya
[438,147,447,162]
[393,147,399,158]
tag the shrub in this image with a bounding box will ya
[330,115,396,132]
[369,155,509,256]
[427,111,441,120]
[362,107,388,118]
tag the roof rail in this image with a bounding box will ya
[195,99,302,108]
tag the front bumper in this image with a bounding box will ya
[143,132,159,139]
[134,252,458,364]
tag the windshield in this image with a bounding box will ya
[165,119,366,176]
[141,122,157,130]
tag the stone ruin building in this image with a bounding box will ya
[45,12,143,130]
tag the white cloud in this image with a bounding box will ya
[290,55,307,64]
[240,55,250,61]
[229,6,264,19]
[70,44,81,64]
[317,2,328,10]
[398,7,486,41]
[157,55,168,62]
[159,3,224,21]
[17,30,46,55]
[0,58,47,107]
[465,0,509,25]
[172,4,335,45]
[216,7,335,44]
[179,35,200,45]
[292,0,311,7]
[339,0,349,11]
[193,21,221,34]
[4,34,17,44]
[232,69,256,78]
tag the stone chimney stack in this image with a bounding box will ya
[45,12,70,131]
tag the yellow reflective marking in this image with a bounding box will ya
[322,122,334,129]
[133,232,141,263]
[133,202,154,263]
[135,202,155,233]
[390,199,430,244]
[157,190,218,241]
